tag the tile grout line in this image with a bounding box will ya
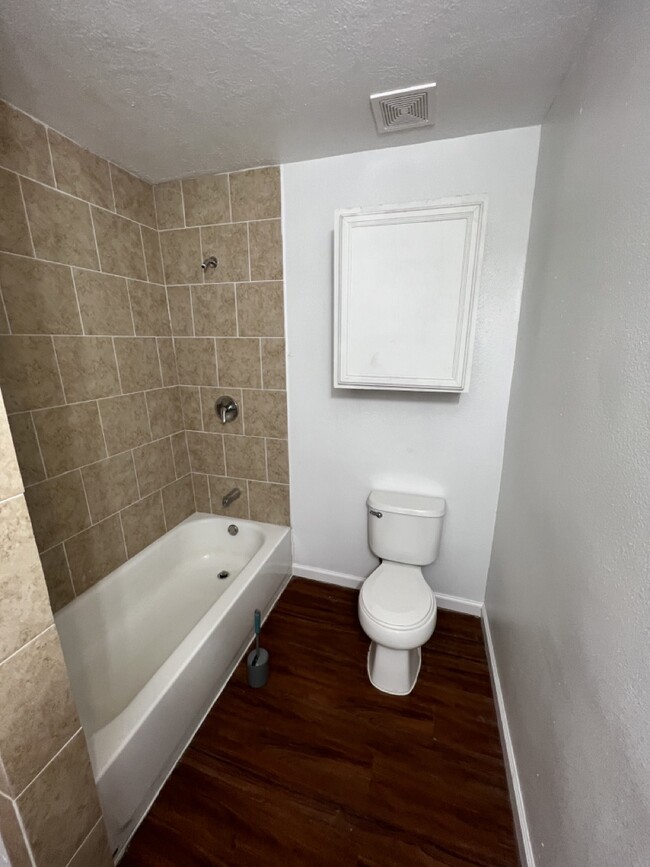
[14,726,83,802]
[189,285,197,336]
[68,267,86,335]
[152,181,160,231]
[28,420,184,487]
[3,164,278,231]
[140,224,150,282]
[0,621,56,670]
[64,817,105,867]
[161,484,170,529]
[10,792,38,867]
[158,217,170,287]
[142,394,155,443]
[161,280,175,348]
[154,336,167,388]
[96,398,110,456]
[118,508,130,561]
[50,335,69,405]
[197,218,206,287]
[0,280,12,335]
[0,249,167,288]
[124,283,138,336]
[179,179,187,229]
[0,329,259,339]
[60,542,77,601]
[154,229,165,286]
[130,449,142,500]
[167,278,280,288]
[50,466,194,555]
[16,386,286,431]
[158,216,280,231]
[111,337,125,394]
[108,162,118,213]
[246,222,252,282]
[29,409,49,481]
[181,431,190,482]
[88,205,103,272]
[170,432,180,480]
[226,173,233,222]
[221,427,228,478]
[44,127,58,192]
[198,386,208,432]
[16,176,37,258]
[76,469,96,554]
[21,384,198,417]
[233,283,240,337]
[157,488,168,533]
[8,167,155,231]
[206,471,213,513]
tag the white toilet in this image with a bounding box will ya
[358,490,446,696]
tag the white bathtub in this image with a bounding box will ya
[55,512,291,857]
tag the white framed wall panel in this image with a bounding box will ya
[334,196,487,392]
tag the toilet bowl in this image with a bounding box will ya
[358,490,446,695]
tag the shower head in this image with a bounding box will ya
[201,255,218,271]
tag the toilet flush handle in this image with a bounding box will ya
[369,510,383,518]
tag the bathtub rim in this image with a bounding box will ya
[55,511,281,623]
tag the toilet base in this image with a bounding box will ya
[366,642,422,696]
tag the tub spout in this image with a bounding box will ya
[222,487,241,508]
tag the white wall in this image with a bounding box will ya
[283,127,540,603]
[486,1,650,864]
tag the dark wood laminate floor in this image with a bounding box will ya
[121,578,517,867]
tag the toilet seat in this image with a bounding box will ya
[359,562,435,629]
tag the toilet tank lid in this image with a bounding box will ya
[367,490,446,518]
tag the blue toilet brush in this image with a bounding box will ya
[252,609,261,665]
[247,609,269,687]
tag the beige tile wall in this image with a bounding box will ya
[0,98,290,608]
[0,99,290,867]
[0,99,195,613]
[156,165,290,526]
[0,391,112,866]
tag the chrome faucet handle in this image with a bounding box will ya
[215,396,238,425]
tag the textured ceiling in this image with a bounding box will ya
[0,0,597,181]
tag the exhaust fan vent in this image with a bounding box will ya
[370,82,436,134]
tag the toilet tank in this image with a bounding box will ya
[367,490,446,566]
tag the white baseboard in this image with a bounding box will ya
[293,564,364,589]
[433,592,482,617]
[482,608,535,867]
[292,564,482,616]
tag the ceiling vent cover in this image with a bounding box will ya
[370,82,436,134]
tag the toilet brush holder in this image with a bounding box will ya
[247,647,269,688]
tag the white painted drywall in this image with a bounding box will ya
[0,0,594,180]
[485,0,650,863]
[283,127,540,604]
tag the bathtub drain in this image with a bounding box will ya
[217,570,230,580]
